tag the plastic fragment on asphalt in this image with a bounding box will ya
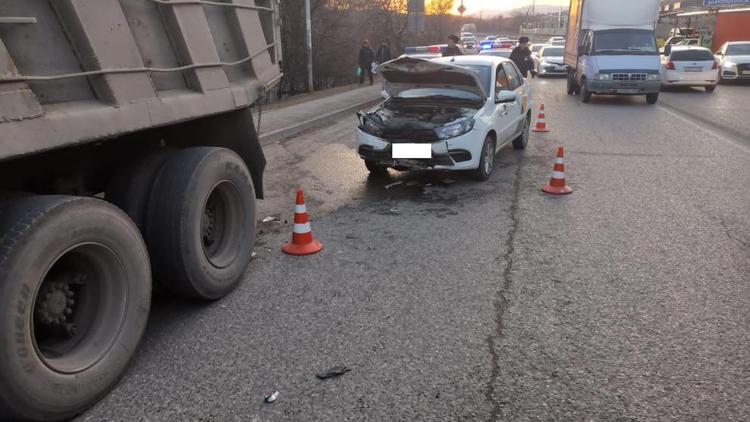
[264,391,279,403]
[384,181,404,189]
[316,365,351,379]
[388,208,399,215]
[251,251,258,259]
[262,216,278,223]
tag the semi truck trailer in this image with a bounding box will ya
[564,0,663,104]
[0,1,281,420]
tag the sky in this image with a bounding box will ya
[446,0,569,15]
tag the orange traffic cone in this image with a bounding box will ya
[531,104,550,133]
[282,190,324,256]
[542,147,573,195]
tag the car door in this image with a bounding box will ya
[501,62,526,141]
[491,64,516,147]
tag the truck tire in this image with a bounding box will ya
[0,195,151,421]
[107,150,172,233]
[580,78,592,103]
[567,70,580,95]
[146,147,256,299]
[646,93,659,104]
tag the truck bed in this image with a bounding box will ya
[0,0,282,161]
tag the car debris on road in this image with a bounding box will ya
[316,365,351,379]
[264,391,280,403]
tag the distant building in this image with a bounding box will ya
[658,0,750,50]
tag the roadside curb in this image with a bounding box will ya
[258,96,382,146]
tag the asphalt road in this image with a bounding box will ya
[80,78,750,421]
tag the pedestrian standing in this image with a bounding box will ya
[443,34,463,57]
[510,36,536,78]
[376,41,392,64]
[358,40,375,85]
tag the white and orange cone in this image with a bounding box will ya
[282,190,323,256]
[531,104,550,133]
[542,147,573,195]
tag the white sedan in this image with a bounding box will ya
[661,45,719,92]
[356,56,532,180]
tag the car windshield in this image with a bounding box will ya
[671,50,714,61]
[541,47,564,57]
[594,30,658,55]
[394,88,481,102]
[726,44,750,55]
[452,64,492,96]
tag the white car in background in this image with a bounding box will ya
[536,46,568,76]
[715,41,750,82]
[356,56,532,181]
[479,48,513,58]
[661,46,719,92]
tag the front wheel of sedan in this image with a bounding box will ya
[472,135,495,181]
[364,159,388,175]
[512,114,531,150]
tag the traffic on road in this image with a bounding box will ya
[0,0,749,421]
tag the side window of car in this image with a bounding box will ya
[495,66,510,93]
[502,63,521,91]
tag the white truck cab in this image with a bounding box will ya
[564,0,663,104]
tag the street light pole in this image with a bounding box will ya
[305,0,313,93]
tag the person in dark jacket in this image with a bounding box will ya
[509,36,536,78]
[358,40,375,85]
[442,34,463,57]
[376,41,392,64]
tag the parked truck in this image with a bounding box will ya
[0,1,281,420]
[564,0,663,104]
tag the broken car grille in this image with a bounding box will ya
[381,128,439,143]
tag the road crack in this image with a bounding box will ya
[484,157,524,421]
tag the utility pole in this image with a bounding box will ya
[305,0,313,93]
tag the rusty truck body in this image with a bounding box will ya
[0,1,281,420]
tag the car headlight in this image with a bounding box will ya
[723,60,736,68]
[647,73,660,81]
[435,118,475,140]
[359,114,384,137]
[595,73,611,80]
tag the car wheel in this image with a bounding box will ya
[472,135,495,181]
[705,85,716,93]
[580,78,592,103]
[646,93,659,104]
[512,114,531,150]
[0,195,150,421]
[147,147,256,300]
[364,159,388,175]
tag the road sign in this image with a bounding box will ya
[457,3,466,15]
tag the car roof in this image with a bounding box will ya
[432,55,509,66]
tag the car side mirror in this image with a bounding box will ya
[495,90,518,104]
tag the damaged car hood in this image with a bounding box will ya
[380,56,487,99]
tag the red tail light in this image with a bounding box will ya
[665,61,675,70]
[427,45,442,54]
[711,61,718,69]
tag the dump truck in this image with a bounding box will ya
[564,0,662,104]
[0,1,281,420]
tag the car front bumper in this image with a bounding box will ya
[588,79,662,94]
[721,64,750,80]
[538,64,568,75]
[356,128,483,171]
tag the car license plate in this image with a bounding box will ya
[392,144,431,159]
[617,89,639,94]
[685,66,702,72]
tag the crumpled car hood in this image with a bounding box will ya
[379,56,487,99]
